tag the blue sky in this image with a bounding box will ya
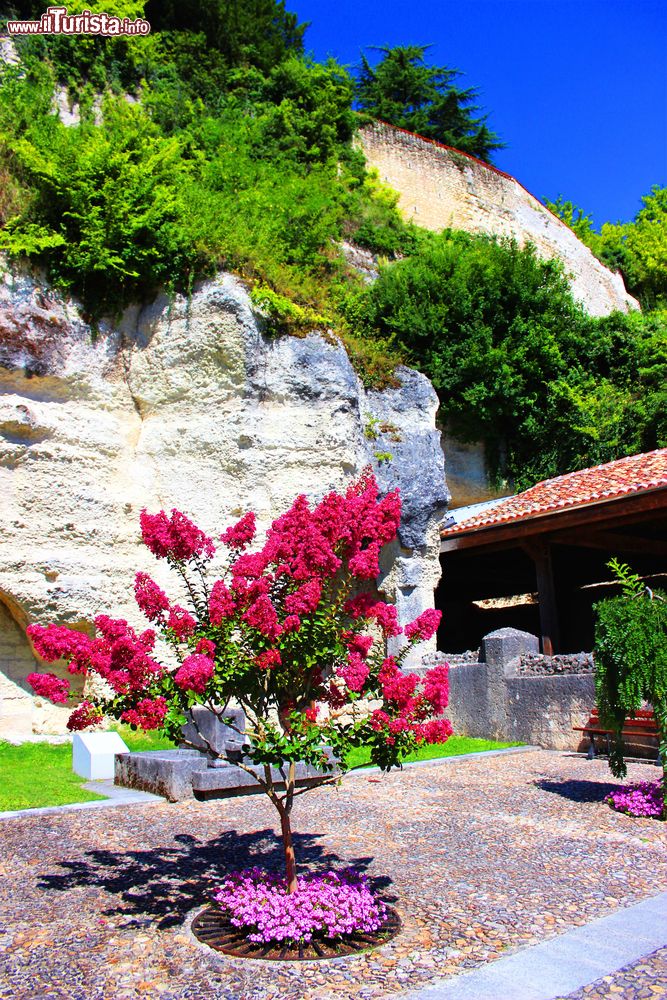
[288,0,667,227]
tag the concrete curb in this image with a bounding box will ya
[402,891,667,1000]
[0,780,163,820]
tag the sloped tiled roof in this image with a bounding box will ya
[441,449,667,537]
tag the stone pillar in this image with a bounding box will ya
[478,628,540,738]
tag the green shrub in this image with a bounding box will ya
[594,559,667,814]
[250,284,332,336]
[0,85,198,313]
[345,230,666,486]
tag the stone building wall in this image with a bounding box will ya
[359,122,638,318]
[0,600,36,738]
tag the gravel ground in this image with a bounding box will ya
[0,750,665,1000]
[558,946,667,999]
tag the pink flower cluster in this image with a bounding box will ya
[221,512,256,550]
[209,580,235,624]
[607,780,664,818]
[404,609,441,643]
[247,471,401,586]
[140,508,215,562]
[134,573,170,623]
[67,700,103,731]
[26,671,70,704]
[174,654,214,694]
[167,605,196,640]
[27,623,92,674]
[120,696,168,730]
[256,649,281,671]
[364,658,452,747]
[195,638,216,657]
[242,594,281,641]
[213,868,387,945]
[344,594,401,638]
[338,652,370,693]
[285,580,321,615]
[421,664,450,714]
[27,615,163,708]
[344,632,373,658]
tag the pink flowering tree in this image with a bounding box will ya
[27,471,451,894]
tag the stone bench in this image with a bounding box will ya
[115,748,338,802]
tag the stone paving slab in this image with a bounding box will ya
[404,891,667,999]
[558,945,667,999]
[0,750,665,1000]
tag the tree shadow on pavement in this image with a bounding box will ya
[38,827,394,929]
[535,778,620,803]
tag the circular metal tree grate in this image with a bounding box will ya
[191,904,401,961]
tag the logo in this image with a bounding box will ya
[5,6,151,36]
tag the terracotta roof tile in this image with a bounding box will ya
[441,449,667,537]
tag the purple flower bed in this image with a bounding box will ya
[607,779,664,818]
[212,868,388,945]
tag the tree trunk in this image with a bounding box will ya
[278,803,298,894]
[263,762,299,893]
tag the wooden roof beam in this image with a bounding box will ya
[550,529,667,558]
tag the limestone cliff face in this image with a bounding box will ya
[360,122,638,318]
[0,269,448,737]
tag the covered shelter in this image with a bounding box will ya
[438,450,667,654]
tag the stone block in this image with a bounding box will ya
[481,628,539,671]
[115,748,206,802]
[72,731,129,780]
[191,757,339,799]
[180,705,246,755]
[115,745,340,802]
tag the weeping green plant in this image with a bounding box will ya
[594,558,667,817]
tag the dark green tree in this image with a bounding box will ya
[344,230,667,487]
[228,56,357,165]
[594,559,667,816]
[144,0,306,73]
[355,45,504,163]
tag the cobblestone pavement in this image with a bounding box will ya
[558,945,667,999]
[1,750,665,1000]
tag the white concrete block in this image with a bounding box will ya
[72,731,129,780]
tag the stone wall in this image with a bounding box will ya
[359,122,638,318]
[0,267,449,737]
[424,628,595,750]
[0,600,36,738]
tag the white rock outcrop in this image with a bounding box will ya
[0,269,448,737]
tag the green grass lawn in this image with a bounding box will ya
[109,725,176,752]
[0,726,175,813]
[344,736,523,770]
[0,730,520,813]
[0,741,107,812]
